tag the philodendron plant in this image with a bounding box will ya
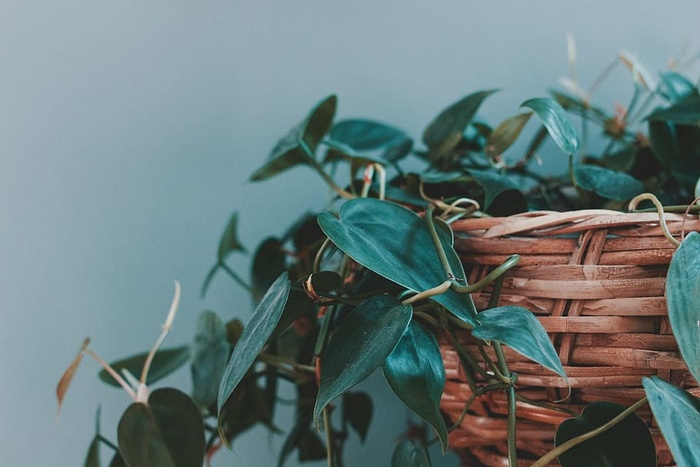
[59,46,700,467]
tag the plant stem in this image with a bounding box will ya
[402,280,452,305]
[220,262,254,293]
[515,393,579,417]
[84,347,137,400]
[506,385,518,466]
[531,397,648,467]
[314,238,333,273]
[323,406,335,467]
[300,140,354,200]
[96,434,119,452]
[140,281,180,389]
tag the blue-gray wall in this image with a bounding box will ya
[1,1,698,465]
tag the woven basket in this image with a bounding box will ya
[439,209,700,467]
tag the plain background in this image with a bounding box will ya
[1,1,699,466]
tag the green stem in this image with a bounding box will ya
[531,397,648,467]
[323,406,335,467]
[220,262,253,293]
[314,238,333,274]
[515,393,579,418]
[97,434,119,452]
[413,311,441,330]
[506,385,518,466]
[314,306,337,357]
[300,140,354,200]
[448,330,490,382]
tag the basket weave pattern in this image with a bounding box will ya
[440,210,700,466]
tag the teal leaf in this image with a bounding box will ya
[313,294,412,425]
[98,347,190,388]
[472,306,566,380]
[117,388,204,467]
[251,95,337,181]
[343,392,373,442]
[573,164,644,201]
[521,97,580,155]
[317,198,478,325]
[391,439,432,467]
[550,90,609,123]
[555,401,655,467]
[467,169,527,214]
[251,238,287,303]
[217,212,246,261]
[647,96,700,126]
[84,437,101,467]
[382,321,448,451]
[666,231,700,384]
[659,72,699,104]
[643,376,700,466]
[423,90,498,158]
[191,310,230,408]
[329,119,410,152]
[485,112,532,158]
[217,274,291,428]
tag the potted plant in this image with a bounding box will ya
[58,45,700,467]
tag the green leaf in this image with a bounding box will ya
[549,90,608,123]
[217,273,291,428]
[250,95,337,181]
[555,401,655,467]
[467,169,527,214]
[251,238,287,303]
[313,294,412,425]
[485,112,532,157]
[643,376,700,466]
[659,72,699,104]
[117,388,204,467]
[98,346,190,387]
[329,119,410,152]
[666,231,700,384]
[521,97,580,155]
[573,164,644,201]
[382,321,448,451]
[297,430,327,462]
[108,453,128,467]
[647,96,700,125]
[191,310,229,408]
[472,306,566,380]
[391,439,432,467]
[84,437,101,467]
[343,391,373,442]
[422,90,498,158]
[217,212,245,261]
[219,377,274,442]
[317,198,478,325]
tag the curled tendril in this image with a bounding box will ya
[628,193,681,248]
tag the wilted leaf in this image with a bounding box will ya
[391,439,432,467]
[57,337,90,413]
[555,401,655,467]
[191,311,230,408]
[313,294,412,425]
[117,388,204,467]
[98,346,190,388]
[573,164,644,201]
[343,392,373,442]
[383,321,448,451]
[521,97,580,155]
[485,113,532,157]
[472,306,566,380]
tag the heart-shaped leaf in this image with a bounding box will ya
[485,112,532,158]
[383,321,448,451]
[191,310,230,408]
[423,90,498,158]
[643,376,700,467]
[343,391,373,442]
[217,273,291,431]
[329,119,410,151]
[573,164,644,201]
[658,72,699,104]
[251,95,337,181]
[98,346,190,388]
[117,388,205,467]
[391,439,432,467]
[647,97,700,126]
[521,97,580,155]
[666,231,700,384]
[555,401,655,467]
[313,294,412,425]
[317,198,477,325]
[471,306,566,380]
[251,238,287,303]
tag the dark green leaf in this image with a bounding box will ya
[317,198,478,325]
[330,119,410,151]
[521,97,580,155]
[573,164,644,201]
[472,306,566,380]
[467,169,527,213]
[313,294,412,425]
[602,146,636,172]
[108,453,128,467]
[383,138,414,162]
[298,430,327,462]
[666,231,700,384]
[84,437,101,467]
[98,347,190,388]
[307,271,342,295]
[647,96,700,125]
[391,439,432,467]
[117,388,204,467]
[251,238,287,303]
[217,274,291,427]
[423,90,498,158]
[643,376,700,466]
[251,95,337,181]
[382,321,448,451]
[191,310,229,408]
[217,212,245,261]
[659,72,699,104]
[549,90,608,123]
[343,392,373,442]
[485,113,532,157]
[555,401,655,467]
[219,377,274,442]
